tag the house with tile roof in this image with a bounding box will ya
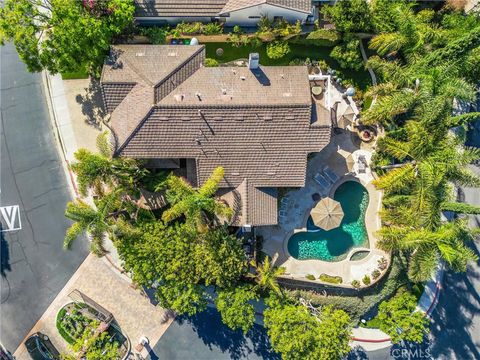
[134,0,314,26]
[101,45,331,226]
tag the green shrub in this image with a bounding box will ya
[319,274,343,284]
[330,38,363,70]
[258,16,272,32]
[141,26,168,45]
[205,58,219,67]
[305,274,316,281]
[202,22,223,35]
[372,269,381,279]
[175,22,202,35]
[266,41,290,59]
[351,280,361,288]
[306,29,339,46]
[56,308,78,344]
[362,275,371,286]
[289,58,305,66]
[285,254,409,323]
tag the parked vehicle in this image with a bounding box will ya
[24,333,59,360]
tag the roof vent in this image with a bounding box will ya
[280,74,285,79]
[248,53,259,70]
[264,114,273,121]
[195,138,201,145]
[232,172,240,176]
[222,88,227,95]
[240,76,246,81]
[174,94,184,102]
[282,92,292,97]
[213,115,223,121]
[159,116,169,121]
[168,51,178,57]
[135,52,145,57]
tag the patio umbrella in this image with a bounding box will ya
[338,105,356,129]
[310,198,344,231]
[346,153,355,172]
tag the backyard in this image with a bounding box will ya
[203,41,371,91]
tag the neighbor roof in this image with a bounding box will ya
[134,0,312,18]
[219,0,312,15]
[134,0,228,17]
[100,44,330,225]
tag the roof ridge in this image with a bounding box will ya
[153,46,205,96]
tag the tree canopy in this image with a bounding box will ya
[215,286,258,334]
[116,221,247,315]
[374,291,430,343]
[0,0,135,74]
[264,297,352,360]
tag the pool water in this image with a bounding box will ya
[287,181,369,262]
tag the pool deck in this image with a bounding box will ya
[256,128,389,287]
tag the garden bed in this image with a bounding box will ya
[56,302,129,358]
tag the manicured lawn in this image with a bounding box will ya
[61,67,89,80]
[203,42,371,91]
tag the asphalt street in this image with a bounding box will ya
[0,44,88,352]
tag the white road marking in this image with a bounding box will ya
[0,205,22,232]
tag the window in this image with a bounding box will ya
[248,16,261,19]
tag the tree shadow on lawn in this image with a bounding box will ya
[177,307,279,360]
[427,242,480,360]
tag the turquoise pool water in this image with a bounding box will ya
[287,181,369,262]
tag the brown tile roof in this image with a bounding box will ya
[134,0,228,17]
[101,45,205,86]
[220,0,312,14]
[160,66,311,106]
[219,180,278,226]
[118,104,330,188]
[100,44,331,225]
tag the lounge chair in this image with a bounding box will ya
[323,166,339,183]
[314,173,330,187]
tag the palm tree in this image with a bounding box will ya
[161,167,233,232]
[70,132,148,197]
[247,253,285,296]
[378,221,478,282]
[64,190,125,256]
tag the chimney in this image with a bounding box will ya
[248,53,259,70]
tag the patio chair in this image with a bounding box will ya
[323,166,339,183]
[314,173,330,187]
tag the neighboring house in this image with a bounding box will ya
[134,0,314,26]
[100,45,331,226]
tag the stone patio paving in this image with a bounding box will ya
[13,254,174,359]
[256,128,388,287]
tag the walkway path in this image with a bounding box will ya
[13,254,173,359]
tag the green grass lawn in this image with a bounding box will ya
[204,42,371,91]
[61,67,89,80]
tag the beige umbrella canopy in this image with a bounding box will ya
[311,198,344,231]
[338,105,356,129]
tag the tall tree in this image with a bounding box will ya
[378,221,478,282]
[64,190,126,255]
[161,167,233,232]
[374,292,430,343]
[247,254,285,296]
[215,286,258,334]
[0,0,135,74]
[264,297,352,360]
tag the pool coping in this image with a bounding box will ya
[279,174,390,288]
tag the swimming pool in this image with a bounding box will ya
[287,181,369,262]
